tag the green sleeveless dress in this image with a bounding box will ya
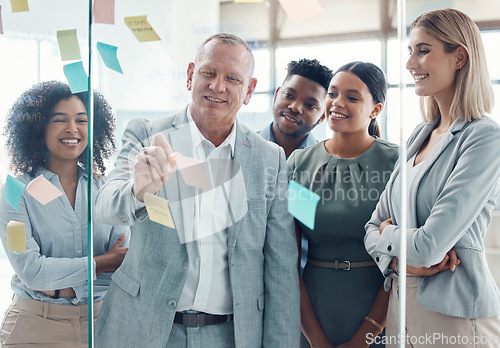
[288,138,398,347]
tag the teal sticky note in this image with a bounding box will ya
[97,42,123,74]
[4,175,26,211]
[63,62,88,93]
[288,180,320,230]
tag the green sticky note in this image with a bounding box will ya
[97,42,123,74]
[288,180,320,230]
[4,174,26,211]
[63,62,88,93]
[7,221,26,253]
[57,29,81,61]
[10,0,29,13]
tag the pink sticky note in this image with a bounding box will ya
[0,6,4,35]
[26,174,63,205]
[175,155,211,191]
[278,0,323,22]
[93,0,114,24]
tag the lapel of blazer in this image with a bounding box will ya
[163,108,196,246]
[227,121,253,259]
[406,117,468,227]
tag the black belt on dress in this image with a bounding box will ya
[174,311,233,328]
[308,258,376,270]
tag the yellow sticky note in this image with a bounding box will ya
[144,192,175,229]
[124,15,161,42]
[57,29,82,61]
[6,221,26,253]
[10,0,29,13]
[278,0,323,22]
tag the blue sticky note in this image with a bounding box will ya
[97,42,123,74]
[4,175,26,211]
[288,180,320,230]
[63,61,88,93]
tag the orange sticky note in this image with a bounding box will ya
[6,221,26,253]
[26,174,63,205]
[176,155,211,191]
[124,15,161,42]
[93,0,114,24]
[10,0,29,13]
[0,6,4,34]
[278,0,323,22]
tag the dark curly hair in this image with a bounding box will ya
[284,58,333,91]
[3,81,116,176]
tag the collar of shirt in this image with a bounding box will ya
[259,121,318,150]
[186,109,236,159]
[35,165,87,180]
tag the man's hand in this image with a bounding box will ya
[132,133,178,202]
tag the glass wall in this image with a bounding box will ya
[0,0,499,346]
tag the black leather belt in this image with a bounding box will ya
[308,258,376,270]
[174,311,234,328]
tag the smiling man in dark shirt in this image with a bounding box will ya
[259,59,333,158]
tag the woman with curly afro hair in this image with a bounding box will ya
[0,81,129,347]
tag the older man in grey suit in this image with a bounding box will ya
[94,33,300,348]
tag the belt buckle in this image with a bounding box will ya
[183,312,205,328]
[343,260,351,271]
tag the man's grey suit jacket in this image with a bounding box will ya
[94,108,300,347]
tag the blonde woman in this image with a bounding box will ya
[365,9,500,348]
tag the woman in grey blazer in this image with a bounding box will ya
[365,9,500,348]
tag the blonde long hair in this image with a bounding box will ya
[411,8,494,122]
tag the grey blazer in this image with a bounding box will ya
[94,108,300,347]
[365,116,500,318]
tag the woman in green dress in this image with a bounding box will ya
[288,61,398,347]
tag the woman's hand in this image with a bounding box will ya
[404,249,460,276]
[40,288,76,298]
[379,218,393,235]
[95,233,128,275]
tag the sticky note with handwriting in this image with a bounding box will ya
[93,0,114,24]
[57,29,82,61]
[97,42,123,74]
[144,192,175,229]
[4,175,26,211]
[7,221,26,253]
[10,0,29,13]
[63,61,88,93]
[287,180,320,230]
[124,15,161,42]
[278,0,323,22]
[26,174,63,205]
